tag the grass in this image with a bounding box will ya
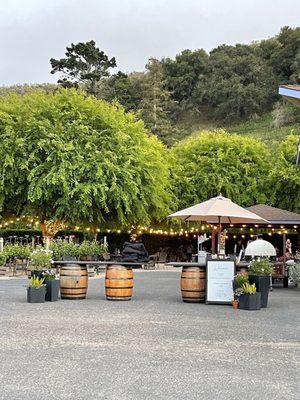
[174,112,300,146]
[227,113,300,144]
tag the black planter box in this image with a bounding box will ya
[239,293,261,310]
[45,279,59,302]
[249,275,270,308]
[27,286,46,303]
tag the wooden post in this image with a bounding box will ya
[217,216,221,256]
[211,227,216,255]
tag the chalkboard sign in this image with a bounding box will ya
[206,260,235,304]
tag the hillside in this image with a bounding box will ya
[227,113,300,144]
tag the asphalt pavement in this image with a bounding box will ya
[0,270,299,400]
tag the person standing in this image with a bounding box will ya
[234,239,244,257]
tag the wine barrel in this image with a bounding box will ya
[60,264,88,300]
[181,266,206,303]
[105,265,133,301]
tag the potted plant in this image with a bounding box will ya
[232,271,248,291]
[43,271,60,301]
[27,276,46,303]
[30,248,52,278]
[50,240,79,261]
[248,258,273,308]
[232,299,239,309]
[79,240,95,261]
[4,244,31,274]
[236,282,261,311]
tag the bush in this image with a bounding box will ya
[272,101,300,128]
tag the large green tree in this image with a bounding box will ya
[193,44,278,121]
[171,130,271,208]
[139,58,175,142]
[163,49,209,110]
[0,89,174,237]
[268,135,300,212]
[50,40,116,94]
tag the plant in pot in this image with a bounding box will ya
[79,240,95,261]
[236,282,261,311]
[27,276,46,303]
[233,271,249,292]
[50,240,79,262]
[30,248,53,279]
[43,271,60,301]
[248,258,273,308]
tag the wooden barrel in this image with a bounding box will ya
[60,264,88,300]
[181,266,206,303]
[105,265,133,301]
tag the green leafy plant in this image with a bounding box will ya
[30,248,52,270]
[242,282,257,294]
[49,240,79,260]
[28,276,45,288]
[0,253,6,266]
[235,272,249,287]
[249,259,274,276]
[3,244,31,260]
[79,240,108,257]
[43,272,56,281]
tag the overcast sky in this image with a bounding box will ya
[0,0,299,85]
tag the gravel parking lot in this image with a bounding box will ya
[0,270,299,400]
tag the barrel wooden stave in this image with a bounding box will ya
[105,265,133,301]
[181,266,206,303]
[60,264,88,300]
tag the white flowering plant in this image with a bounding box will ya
[249,258,273,276]
[30,248,53,270]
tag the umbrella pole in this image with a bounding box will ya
[217,216,221,256]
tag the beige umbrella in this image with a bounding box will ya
[169,194,269,254]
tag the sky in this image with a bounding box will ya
[0,0,299,85]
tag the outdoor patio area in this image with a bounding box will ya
[0,270,298,400]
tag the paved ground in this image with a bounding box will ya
[0,270,299,400]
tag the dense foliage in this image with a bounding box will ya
[0,89,173,235]
[50,40,116,94]
[268,135,300,212]
[87,26,299,144]
[171,131,271,209]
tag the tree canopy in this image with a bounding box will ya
[0,89,174,235]
[268,135,300,213]
[50,40,116,94]
[171,131,271,209]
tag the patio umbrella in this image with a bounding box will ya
[169,194,269,254]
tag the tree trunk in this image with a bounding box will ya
[40,220,65,241]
